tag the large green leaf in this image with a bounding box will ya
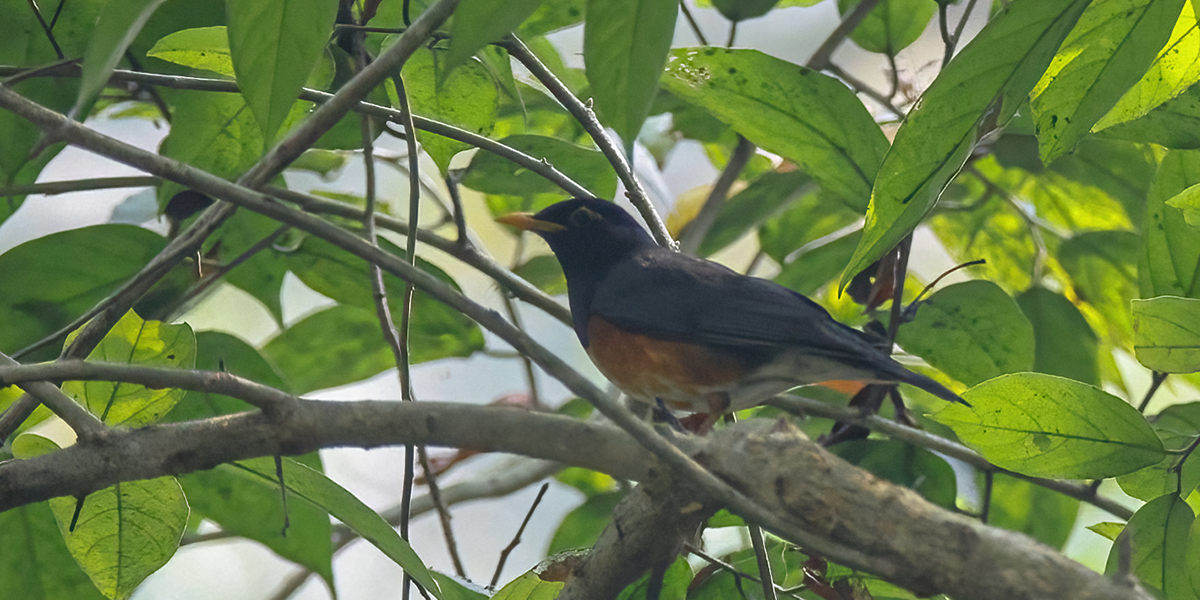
[169,331,290,421]
[1101,81,1200,149]
[1141,150,1200,298]
[838,0,938,55]
[145,26,235,77]
[1132,296,1200,372]
[226,0,338,143]
[663,48,888,209]
[1104,494,1196,599]
[75,0,171,114]
[1016,286,1099,385]
[0,502,106,600]
[50,477,188,600]
[1094,1,1200,131]
[62,309,196,425]
[0,225,166,355]
[386,44,500,172]
[262,305,395,394]
[895,281,1035,387]
[1030,0,1185,163]
[1047,138,1157,229]
[756,187,860,262]
[234,457,445,598]
[773,231,862,297]
[462,134,618,199]
[936,373,1165,479]
[157,89,264,205]
[988,473,1079,550]
[928,188,1037,292]
[547,491,626,554]
[841,0,1090,289]
[1118,402,1200,500]
[446,0,545,71]
[584,0,679,154]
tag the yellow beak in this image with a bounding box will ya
[496,212,566,233]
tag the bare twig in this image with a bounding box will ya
[679,1,709,45]
[491,483,549,587]
[807,0,882,70]
[678,135,755,255]
[0,353,105,441]
[0,175,159,196]
[748,523,778,600]
[1136,372,1168,413]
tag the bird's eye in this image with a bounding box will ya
[569,207,602,227]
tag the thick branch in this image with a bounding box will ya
[0,405,1148,600]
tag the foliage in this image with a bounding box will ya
[2,0,1200,598]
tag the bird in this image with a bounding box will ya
[498,197,966,427]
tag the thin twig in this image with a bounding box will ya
[0,175,159,196]
[176,224,291,311]
[807,0,882,70]
[679,1,709,45]
[491,483,549,587]
[24,0,65,59]
[886,236,913,342]
[1137,372,1168,413]
[749,524,778,600]
[417,447,466,577]
[501,35,675,249]
[944,0,981,66]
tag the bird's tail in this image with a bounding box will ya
[894,368,970,407]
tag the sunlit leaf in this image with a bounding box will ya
[62,310,196,426]
[1030,0,1184,163]
[1059,230,1141,346]
[1132,296,1200,372]
[1094,2,1200,131]
[937,373,1165,479]
[1101,81,1200,149]
[842,0,1090,289]
[145,27,235,77]
[1141,150,1200,298]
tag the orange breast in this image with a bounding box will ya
[585,316,746,411]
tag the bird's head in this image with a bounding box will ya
[497,198,656,274]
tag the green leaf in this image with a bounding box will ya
[1117,451,1200,500]
[548,491,626,553]
[0,225,166,355]
[62,309,196,425]
[695,170,814,256]
[462,134,618,199]
[1030,0,1185,163]
[1059,230,1141,346]
[180,461,334,590]
[936,373,1165,479]
[774,231,862,297]
[838,0,938,55]
[1141,150,1200,298]
[386,44,500,172]
[75,0,171,114]
[1104,494,1196,599]
[756,187,860,262]
[1133,296,1200,372]
[1047,138,1157,229]
[430,572,489,600]
[207,210,289,322]
[895,281,1034,387]
[584,0,679,154]
[50,477,188,600]
[145,26,235,77]
[663,48,889,209]
[232,457,445,598]
[520,0,587,36]
[262,305,396,394]
[842,0,1090,289]
[1016,286,1100,385]
[1101,82,1200,149]
[1167,182,1200,229]
[829,440,957,508]
[226,0,339,143]
[988,473,1079,550]
[446,0,544,71]
[1094,2,1200,131]
[492,568,565,600]
[0,501,106,600]
[1089,521,1126,541]
[711,0,780,21]
[157,89,264,205]
[928,189,1036,292]
[616,556,690,600]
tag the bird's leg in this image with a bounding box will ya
[653,398,686,432]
